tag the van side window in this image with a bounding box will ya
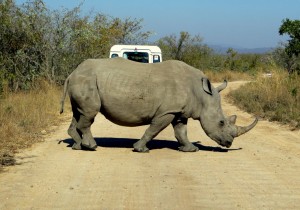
[153,55,160,63]
[111,54,119,58]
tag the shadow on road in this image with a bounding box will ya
[59,138,242,153]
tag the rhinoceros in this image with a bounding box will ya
[60,58,257,152]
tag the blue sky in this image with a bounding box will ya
[16,0,300,48]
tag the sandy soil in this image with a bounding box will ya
[0,81,299,210]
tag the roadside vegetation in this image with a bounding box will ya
[0,0,299,169]
[229,70,300,129]
[0,80,70,169]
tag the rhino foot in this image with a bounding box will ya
[81,138,97,151]
[72,143,82,150]
[178,144,199,152]
[133,141,149,153]
[133,146,149,153]
[81,143,97,151]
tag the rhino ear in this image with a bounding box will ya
[202,78,213,95]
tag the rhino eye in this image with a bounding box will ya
[219,120,225,126]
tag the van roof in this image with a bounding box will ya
[110,45,161,53]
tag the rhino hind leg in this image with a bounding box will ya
[68,111,97,150]
[77,114,97,150]
[68,117,82,150]
[133,114,175,152]
[172,117,199,152]
[68,96,99,150]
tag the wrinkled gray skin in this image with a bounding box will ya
[60,58,258,152]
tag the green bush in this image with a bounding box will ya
[0,0,152,93]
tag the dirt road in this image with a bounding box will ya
[1,81,299,210]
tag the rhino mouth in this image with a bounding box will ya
[214,138,232,148]
[220,141,232,148]
[212,137,233,148]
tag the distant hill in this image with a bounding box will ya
[208,44,274,54]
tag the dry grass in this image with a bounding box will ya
[229,69,300,129]
[204,69,253,82]
[0,80,70,169]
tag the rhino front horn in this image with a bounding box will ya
[235,117,258,137]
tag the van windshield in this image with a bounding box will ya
[123,52,149,63]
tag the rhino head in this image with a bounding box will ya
[199,79,258,148]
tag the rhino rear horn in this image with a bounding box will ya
[216,80,227,92]
[228,115,237,125]
[235,117,258,137]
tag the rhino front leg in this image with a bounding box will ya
[133,114,175,152]
[172,117,199,152]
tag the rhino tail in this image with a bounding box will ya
[60,75,70,114]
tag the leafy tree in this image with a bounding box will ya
[157,31,212,69]
[279,19,300,56]
[224,48,238,70]
[0,0,153,92]
[0,0,49,90]
[113,17,153,45]
[279,18,300,73]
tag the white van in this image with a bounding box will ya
[109,45,162,63]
